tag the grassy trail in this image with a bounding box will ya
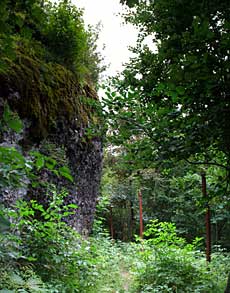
[91,241,136,293]
[120,268,133,292]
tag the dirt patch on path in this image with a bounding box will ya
[120,267,133,292]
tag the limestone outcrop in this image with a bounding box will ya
[0,49,103,234]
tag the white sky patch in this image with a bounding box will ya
[75,0,139,78]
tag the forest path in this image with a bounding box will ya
[92,241,136,293]
[117,250,135,293]
[120,267,133,292]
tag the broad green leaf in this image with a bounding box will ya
[35,156,45,170]
[67,203,78,209]
[8,117,23,133]
[59,166,74,182]
[45,158,57,170]
[3,104,23,133]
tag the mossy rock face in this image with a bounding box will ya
[0,48,98,142]
[0,47,103,234]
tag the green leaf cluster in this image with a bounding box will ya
[0,0,103,84]
[2,103,23,133]
[132,220,229,293]
[105,0,230,166]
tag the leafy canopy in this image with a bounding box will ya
[105,0,230,170]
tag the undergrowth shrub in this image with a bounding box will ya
[1,203,230,292]
[0,189,97,292]
[132,220,229,293]
[0,267,47,292]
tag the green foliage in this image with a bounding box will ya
[0,189,95,292]
[132,220,229,293]
[2,103,23,133]
[98,152,139,241]
[9,190,79,281]
[1,1,230,291]
[0,146,32,188]
[42,1,88,75]
[0,146,73,189]
[120,0,139,7]
[0,206,10,233]
[0,194,134,292]
[0,104,73,189]
[31,151,73,182]
[101,145,230,247]
[144,220,187,247]
[1,197,230,292]
[88,237,131,292]
[105,0,230,167]
[0,269,47,292]
[0,0,103,83]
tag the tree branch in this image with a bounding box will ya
[185,159,230,171]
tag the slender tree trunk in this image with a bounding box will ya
[130,200,135,241]
[138,190,143,239]
[201,172,211,262]
[109,206,114,239]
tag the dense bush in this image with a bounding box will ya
[1,199,230,292]
[0,190,91,291]
[0,194,135,292]
[131,220,229,293]
[42,1,88,74]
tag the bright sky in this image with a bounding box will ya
[74,0,138,78]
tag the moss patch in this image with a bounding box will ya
[0,44,98,141]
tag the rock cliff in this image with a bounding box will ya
[0,48,103,234]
